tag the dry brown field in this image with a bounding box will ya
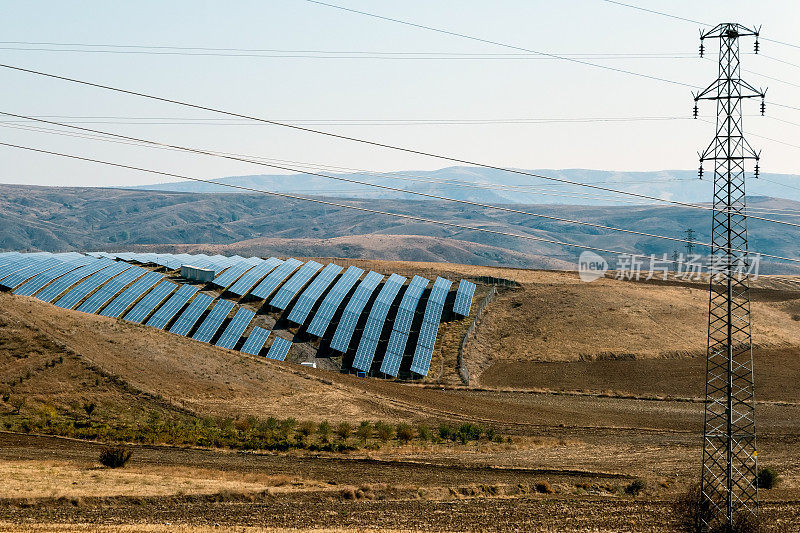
[1,260,798,531]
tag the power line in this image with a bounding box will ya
[304,0,696,88]
[4,63,800,226]
[3,139,799,266]
[599,0,800,51]
[0,110,733,252]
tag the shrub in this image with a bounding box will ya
[438,424,452,440]
[624,478,647,496]
[673,483,759,533]
[335,421,352,441]
[535,481,554,494]
[82,401,96,418]
[417,424,432,442]
[296,421,316,443]
[375,421,394,442]
[356,421,371,444]
[99,446,132,468]
[318,421,332,443]
[396,423,414,444]
[10,396,25,414]
[485,427,496,441]
[756,467,779,489]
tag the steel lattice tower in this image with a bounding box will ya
[693,23,765,531]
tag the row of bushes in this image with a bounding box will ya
[1,407,505,452]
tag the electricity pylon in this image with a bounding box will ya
[693,23,765,531]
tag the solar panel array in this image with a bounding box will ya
[351,273,407,372]
[250,258,303,300]
[270,260,324,310]
[192,299,235,343]
[14,256,94,297]
[266,336,292,361]
[305,265,363,336]
[77,266,147,314]
[145,284,199,329]
[124,280,177,323]
[169,292,214,336]
[215,308,255,349]
[2,252,467,382]
[54,262,131,309]
[241,326,270,355]
[410,277,453,376]
[36,260,116,303]
[329,271,383,353]
[287,263,343,325]
[99,271,163,318]
[381,275,429,377]
[453,279,476,316]
[227,257,282,296]
[0,255,60,289]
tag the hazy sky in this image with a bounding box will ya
[1,0,798,188]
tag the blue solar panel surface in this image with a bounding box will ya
[145,284,199,329]
[54,262,131,309]
[123,280,177,323]
[214,308,255,349]
[328,271,383,352]
[212,262,256,288]
[99,271,163,318]
[381,275,429,376]
[0,256,61,289]
[287,263,343,325]
[266,336,291,361]
[169,292,214,336]
[192,299,235,343]
[241,327,270,355]
[227,257,282,296]
[77,266,146,314]
[410,277,452,376]
[36,260,114,303]
[453,280,476,316]
[13,256,94,296]
[351,273,406,372]
[270,260,323,310]
[305,265,363,336]
[250,258,303,300]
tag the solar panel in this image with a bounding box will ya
[351,273,407,372]
[98,271,163,318]
[192,299,235,343]
[269,260,324,310]
[0,256,62,289]
[410,277,452,376]
[381,275,430,376]
[286,263,343,325]
[453,279,477,316]
[305,265,363,337]
[250,258,303,300]
[240,326,270,355]
[211,262,256,288]
[77,266,147,314]
[266,336,292,361]
[123,280,177,323]
[214,308,255,349]
[35,259,115,303]
[145,284,199,329]
[13,256,94,297]
[53,262,131,309]
[329,271,383,352]
[169,292,214,336]
[227,257,283,296]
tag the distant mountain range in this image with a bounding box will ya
[131,167,800,206]
[4,181,800,273]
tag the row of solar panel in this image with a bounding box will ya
[0,252,292,361]
[1,251,476,377]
